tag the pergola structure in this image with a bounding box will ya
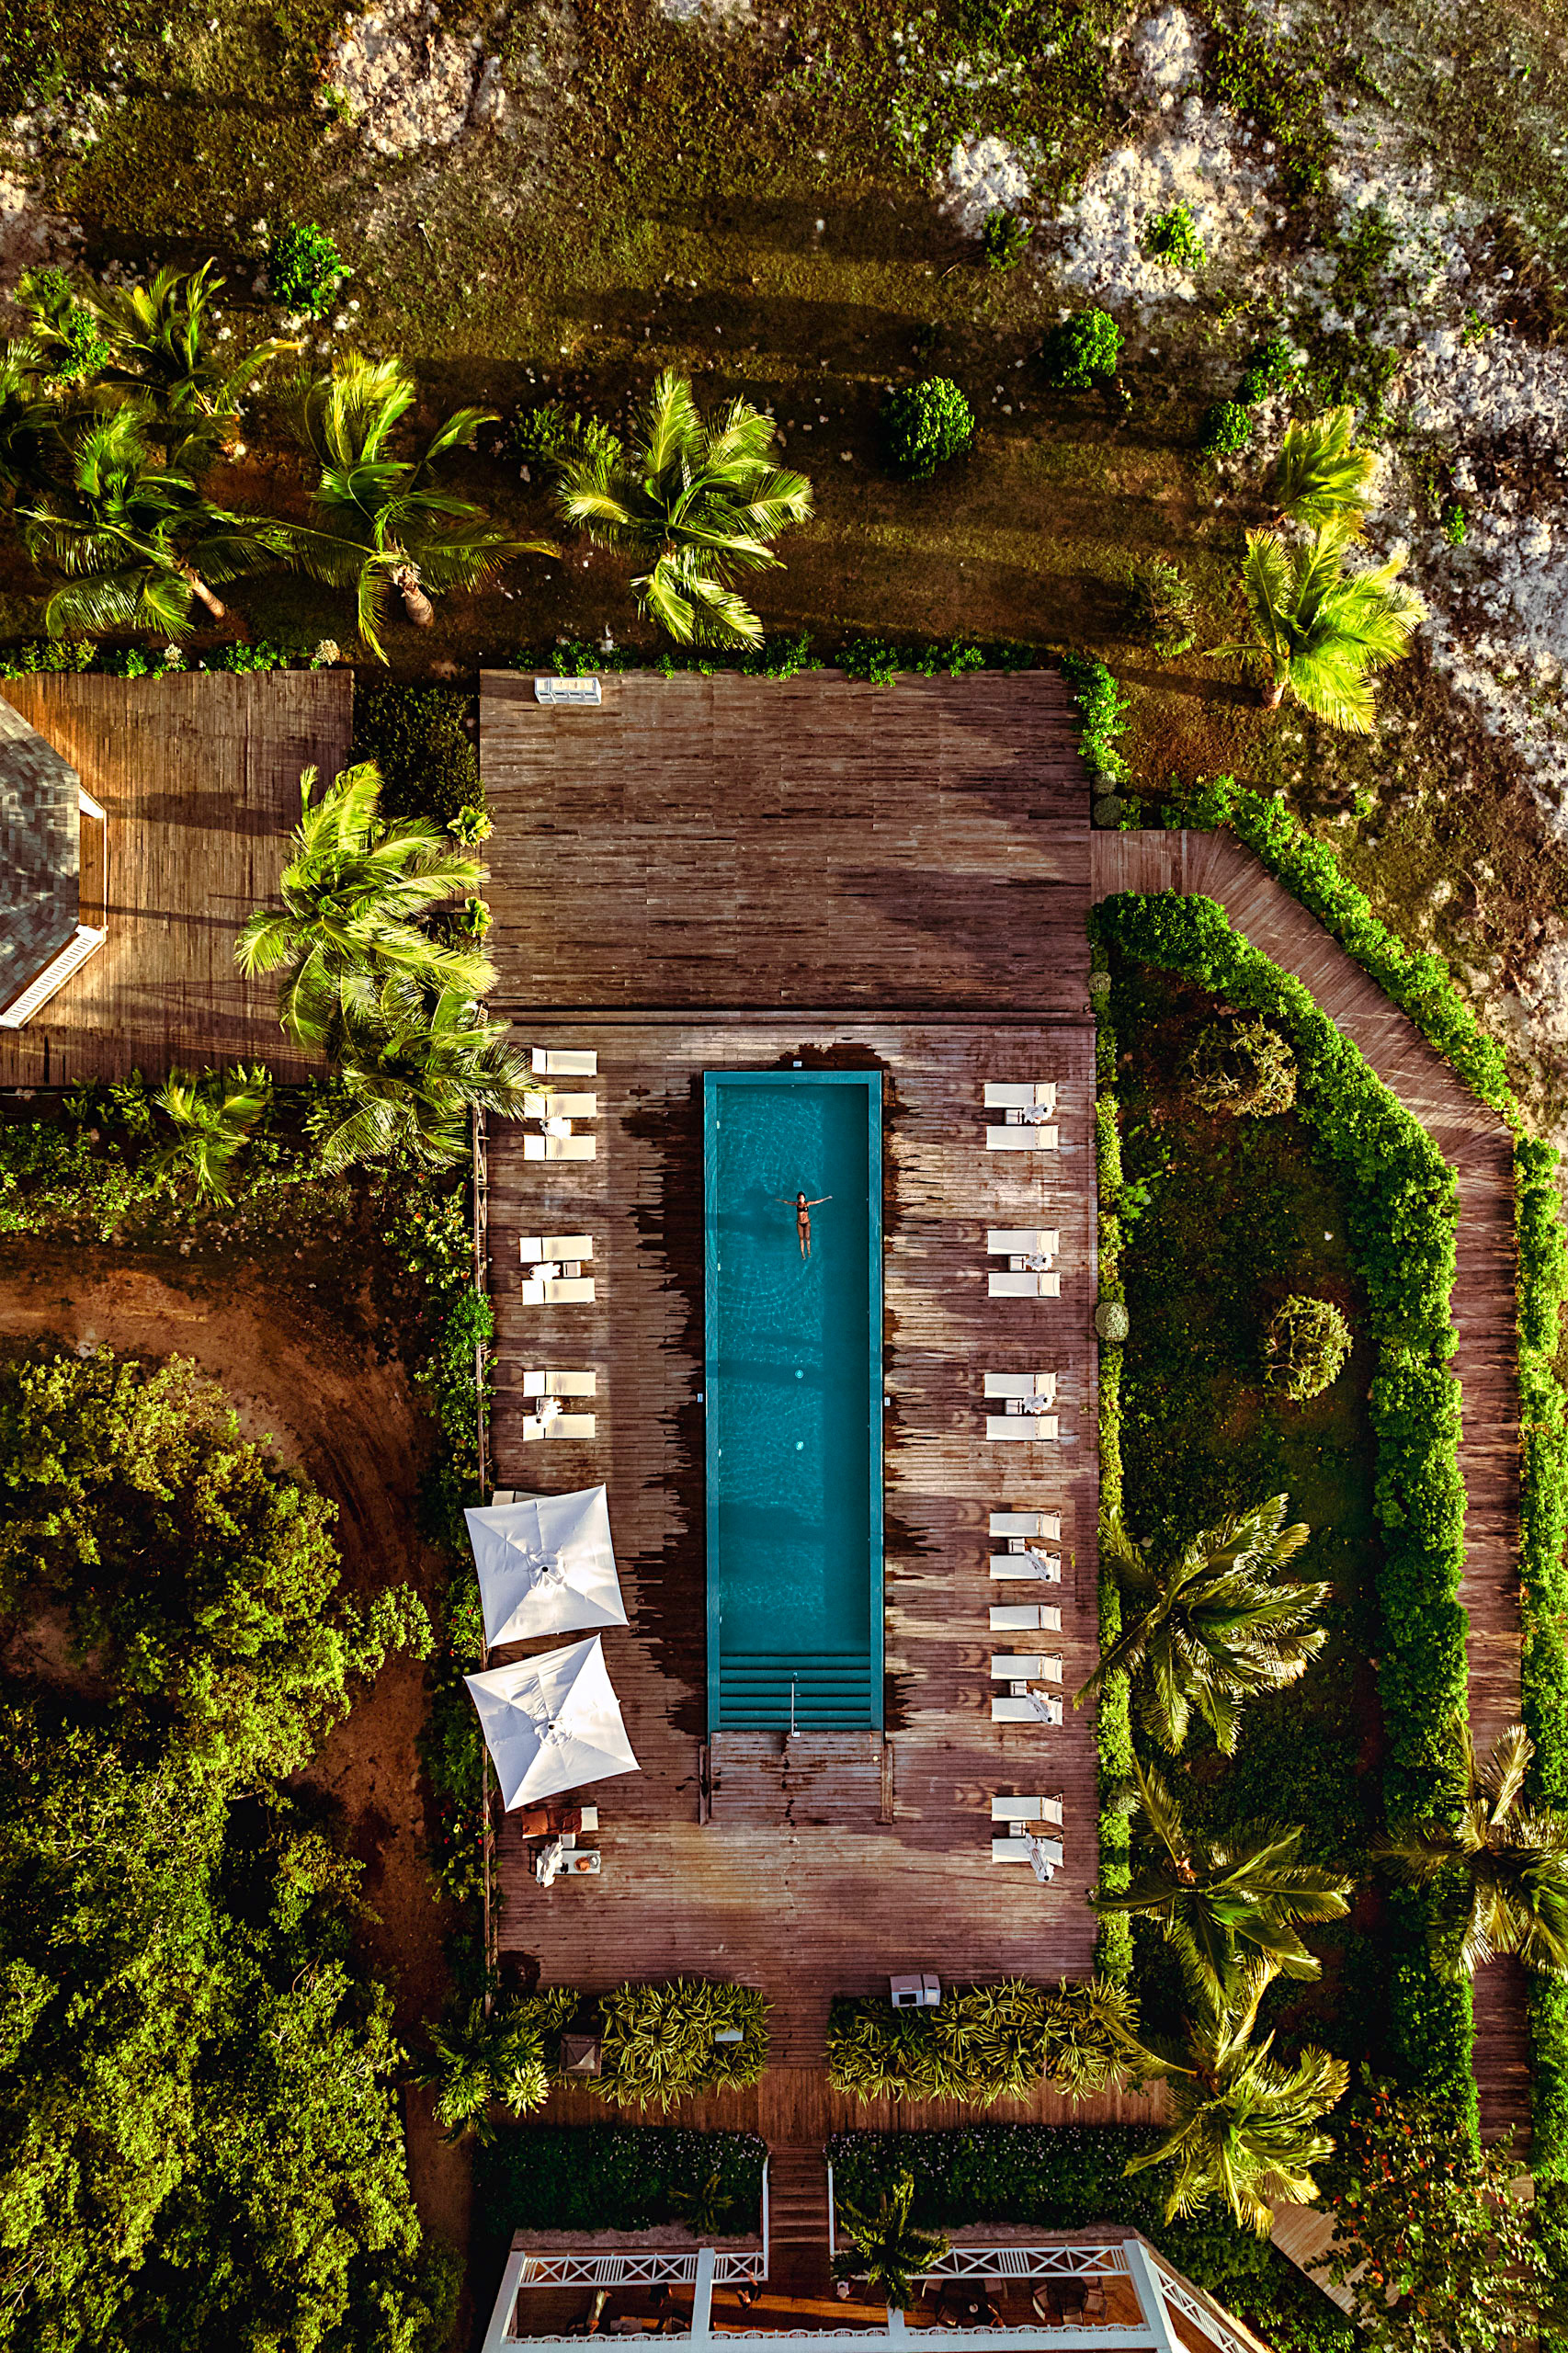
[483,2230,1271,2353]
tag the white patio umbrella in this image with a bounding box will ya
[464,1634,640,1809]
[464,1485,628,1645]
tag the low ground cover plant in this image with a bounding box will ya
[266,221,349,317]
[1186,1014,1298,1115]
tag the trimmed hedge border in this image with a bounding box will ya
[829,2129,1354,2353]
[477,2125,767,2237]
[1086,925,1132,1985]
[1096,890,1476,2131]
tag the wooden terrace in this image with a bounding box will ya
[481,672,1103,2064]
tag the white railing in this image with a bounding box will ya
[1140,2247,1264,2353]
[761,2156,770,2279]
[922,2244,1131,2284]
[517,2254,762,2289]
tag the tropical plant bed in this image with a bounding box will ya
[828,2130,1352,2353]
[1105,950,1381,2066]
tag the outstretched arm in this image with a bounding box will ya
[805,1195,832,1207]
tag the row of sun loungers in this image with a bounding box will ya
[985,1370,1058,1441]
[521,1367,597,1441]
[987,1510,1065,1733]
[992,1792,1066,1880]
[988,1228,1061,1300]
[523,1049,600,1158]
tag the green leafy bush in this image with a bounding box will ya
[1186,1014,1298,1114]
[1088,913,1134,1984]
[1126,557,1197,657]
[479,2126,766,2235]
[1042,307,1121,389]
[1062,651,1131,786]
[506,400,622,470]
[595,1981,770,2107]
[879,377,974,479]
[1237,335,1303,405]
[830,2130,1355,2353]
[1263,1294,1352,1401]
[353,683,483,828]
[1145,202,1206,269]
[826,1980,1134,2104]
[981,210,1031,270]
[267,221,349,317]
[1200,400,1256,457]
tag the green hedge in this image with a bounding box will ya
[828,2130,1353,2353]
[1097,892,1475,2128]
[1087,926,1132,1984]
[478,2126,767,2236]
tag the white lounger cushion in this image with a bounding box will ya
[989,1271,1062,1300]
[989,1604,1062,1632]
[983,1083,1056,1110]
[524,1134,597,1161]
[987,1415,1060,1441]
[991,1552,1062,1581]
[986,1125,1059,1151]
[993,1835,1065,1865]
[520,1234,594,1262]
[993,1795,1064,1824]
[522,1413,597,1440]
[992,1695,1063,1725]
[991,1513,1062,1539]
[522,1092,597,1120]
[544,1278,595,1303]
[988,1229,1061,1256]
[532,1049,597,1075]
[522,1370,597,1398]
[984,1372,1055,1401]
[991,1653,1063,1682]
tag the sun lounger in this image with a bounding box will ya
[986,1125,1059,1151]
[990,1552,1062,1581]
[987,1229,1061,1257]
[987,1415,1060,1441]
[533,676,602,708]
[983,1083,1057,1114]
[540,1278,595,1303]
[520,1234,594,1263]
[992,1835,1065,1867]
[531,1049,598,1076]
[991,1654,1064,1684]
[991,1694,1064,1725]
[992,1795,1065,1825]
[991,1512,1062,1540]
[989,1270,1062,1299]
[524,1134,597,1161]
[523,1370,597,1398]
[984,1372,1056,1403]
[522,1413,597,1440]
[989,1604,1062,1633]
[523,1092,597,1120]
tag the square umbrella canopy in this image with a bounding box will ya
[464,1485,628,1646]
[464,1634,640,1809]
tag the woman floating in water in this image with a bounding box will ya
[774,1189,832,1257]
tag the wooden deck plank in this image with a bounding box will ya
[1092,826,1527,2141]
[0,673,352,1085]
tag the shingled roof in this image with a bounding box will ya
[0,696,80,1010]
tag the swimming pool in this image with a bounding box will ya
[703,1071,883,1731]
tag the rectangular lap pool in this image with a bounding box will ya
[703,1071,883,1732]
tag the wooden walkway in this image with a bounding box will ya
[1093,828,1527,2141]
[0,673,351,1085]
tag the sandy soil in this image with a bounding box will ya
[0,1238,472,2264]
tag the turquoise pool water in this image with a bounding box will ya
[703,1072,883,1731]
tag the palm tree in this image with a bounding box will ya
[1212,520,1426,733]
[1267,406,1376,532]
[416,1998,553,2142]
[18,402,290,632]
[70,261,298,457]
[0,338,52,504]
[150,1065,272,1203]
[1076,1498,1329,1756]
[670,2169,739,2239]
[236,763,494,1051]
[833,2173,949,2309]
[288,353,550,659]
[1113,1959,1347,2233]
[1380,1719,1568,1978]
[308,981,533,1171]
[1092,1755,1352,1995]
[555,369,812,647]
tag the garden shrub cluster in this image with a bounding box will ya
[516,633,1034,686]
[1062,652,1131,791]
[595,1980,769,2108]
[825,1980,1131,2105]
[829,2130,1354,2353]
[479,2126,766,2237]
[878,376,974,479]
[1087,926,1133,1984]
[353,683,485,831]
[1098,890,1476,2128]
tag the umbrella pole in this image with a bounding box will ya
[482,1682,496,2008]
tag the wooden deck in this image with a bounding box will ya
[0,673,352,1085]
[488,1017,1102,2061]
[1093,828,1527,2141]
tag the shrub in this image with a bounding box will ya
[879,377,974,479]
[1145,202,1206,269]
[1088,915,1134,1984]
[267,221,349,317]
[825,1980,1135,2105]
[1186,1014,1298,1114]
[981,210,1031,270]
[1061,652,1131,787]
[506,400,622,470]
[1042,307,1121,389]
[478,2126,767,2236]
[352,683,483,828]
[1237,335,1303,405]
[1126,556,1197,656]
[1096,1299,1130,1343]
[1264,1294,1353,1401]
[595,1981,769,2107]
[1199,399,1255,457]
